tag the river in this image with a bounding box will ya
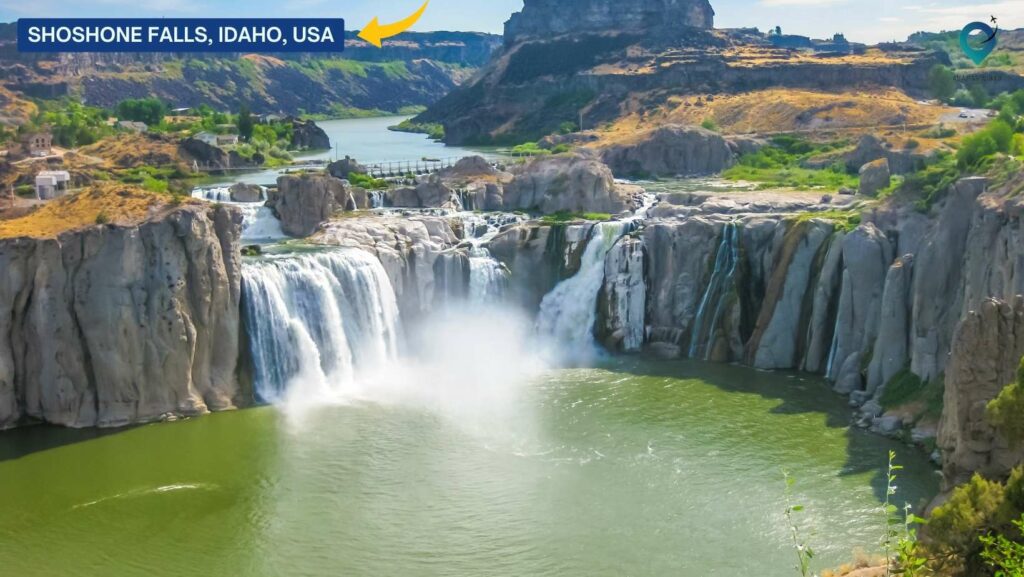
[0,359,937,577]
[0,120,941,577]
[201,116,499,186]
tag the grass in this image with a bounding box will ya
[539,211,612,224]
[723,135,859,191]
[0,185,188,239]
[389,119,445,141]
[880,368,944,419]
[790,209,862,233]
[347,173,389,190]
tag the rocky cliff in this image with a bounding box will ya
[415,0,945,145]
[504,0,714,44]
[0,32,501,116]
[0,204,243,429]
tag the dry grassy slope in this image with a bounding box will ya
[599,89,952,139]
[0,85,35,128]
[0,184,198,240]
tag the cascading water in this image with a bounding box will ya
[536,221,629,355]
[457,212,522,304]
[241,249,401,403]
[192,186,285,242]
[688,221,740,359]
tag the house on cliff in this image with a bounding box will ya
[34,170,70,200]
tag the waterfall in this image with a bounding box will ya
[468,246,507,303]
[237,204,286,242]
[193,186,285,242]
[368,190,384,209]
[688,222,740,359]
[241,249,401,403]
[536,221,628,353]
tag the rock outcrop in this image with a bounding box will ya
[0,204,243,429]
[599,125,737,178]
[504,0,714,44]
[180,138,262,171]
[939,297,1024,488]
[269,174,364,237]
[229,182,264,203]
[858,158,891,197]
[289,118,331,150]
[503,153,632,214]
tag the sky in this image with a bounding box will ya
[1,0,1023,45]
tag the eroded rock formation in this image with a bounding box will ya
[0,205,243,429]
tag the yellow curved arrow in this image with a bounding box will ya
[358,0,429,48]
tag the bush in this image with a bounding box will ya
[987,357,1024,446]
[94,211,110,225]
[116,97,168,126]
[701,117,719,132]
[958,120,1015,169]
[347,172,388,190]
[929,64,957,102]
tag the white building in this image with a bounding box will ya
[35,170,71,200]
[194,132,219,146]
[216,134,239,146]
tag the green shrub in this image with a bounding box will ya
[987,357,1024,446]
[15,184,35,198]
[347,172,389,190]
[551,143,572,154]
[95,211,110,225]
[701,117,719,132]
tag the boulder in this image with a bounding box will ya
[229,182,264,203]
[599,125,735,178]
[503,152,629,214]
[289,118,331,150]
[269,174,349,237]
[858,158,891,197]
[327,156,366,180]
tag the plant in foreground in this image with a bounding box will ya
[783,470,818,577]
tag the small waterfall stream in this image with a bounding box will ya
[536,221,629,354]
[688,221,740,359]
[192,186,285,243]
[241,249,401,402]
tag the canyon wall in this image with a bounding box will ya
[0,205,243,429]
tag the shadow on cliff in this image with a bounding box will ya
[599,355,938,505]
[0,424,130,463]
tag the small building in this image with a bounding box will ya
[35,170,70,200]
[117,120,148,133]
[257,113,284,124]
[216,134,239,146]
[194,132,219,146]
[21,132,52,157]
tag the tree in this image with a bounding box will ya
[928,65,957,102]
[236,104,254,142]
[115,97,168,126]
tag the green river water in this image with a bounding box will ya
[0,359,938,576]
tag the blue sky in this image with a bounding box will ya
[2,0,1022,44]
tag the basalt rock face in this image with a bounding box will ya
[289,118,331,150]
[939,297,1024,488]
[599,125,738,178]
[269,174,361,238]
[0,205,243,429]
[504,0,714,44]
[589,174,1024,483]
[503,153,632,214]
[488,222,594,311]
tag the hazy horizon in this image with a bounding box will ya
[1,0,1022,45]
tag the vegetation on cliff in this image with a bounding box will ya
[0,184,195,239]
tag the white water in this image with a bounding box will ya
[241,249,401,407]
[688,221,740,359]
[535,221,629,359]
[192,186,286,243]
